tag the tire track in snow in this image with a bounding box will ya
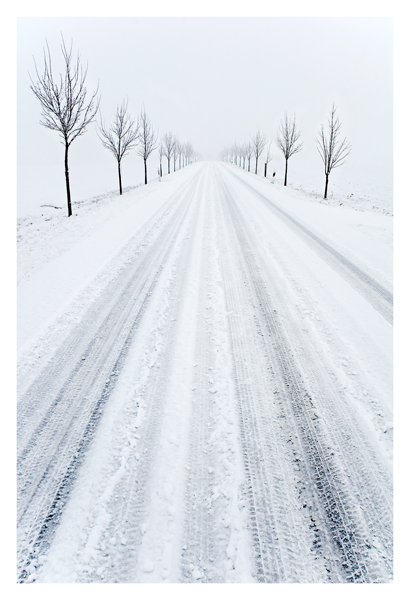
[215,171,325,583]
[216,169,392,582]
[180,167,252,583]
[68,170,205,582]
[16,176,201,583]
[221,168,393,580]
[17,176,194,413]
[221,165,393,325]
[225,171,393,576]
[130,168,207,582]
[19,162,392,583]
[179,172,217,582]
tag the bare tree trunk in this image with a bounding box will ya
[264,163,267,177]
[167,158,170,174]
[118,160,122,195]
[255,157,258,175]
[64,142,72,217]
[284,158,288,186]
[144,158,147,184]
[248,158,250,172]
[324,173,329,199]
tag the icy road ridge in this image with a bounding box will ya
[17,162,392,583]
[222,165,393,325]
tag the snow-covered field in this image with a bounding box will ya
[17,161,392,583]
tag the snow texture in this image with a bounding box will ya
[17,161,392,583]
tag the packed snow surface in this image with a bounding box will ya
[17,161,392,583]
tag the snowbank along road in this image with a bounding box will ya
[17,161,393,583]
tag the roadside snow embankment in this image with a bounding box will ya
[224,164,393,293]
[17,165,200,353]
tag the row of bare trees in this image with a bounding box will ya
[224,115,303,185]
[228,132,269,175]
[99,103,146,194]
[99,110,197,194]
[159,133,195,176]
[223,108,351,199]
[224,116,302,185]
[30,37,349,215]
[30,37,196,217]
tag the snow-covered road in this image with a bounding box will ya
[17,162,392,583]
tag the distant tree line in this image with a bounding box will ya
[30,37,197,217]
[222,108,350,200]
[30,37,350,216]
[158,133,195,177]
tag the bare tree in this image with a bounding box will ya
[162,132,175,174]
[245,142,253,172]
[252,131,266,174]
[30,37,99,216]
[185,142,194,165]
[172,138,180,172]
[178,142,183,169]
[317,104,351,199]
[137,108,157,184]
[184,143,190,165]
[264,141,273,177]
[239,144,247,169]
[275,113,303,186]
[181,143,187,168]
[223,147,229,162]
[98,101,139,195]
[158,144,164,178]
[231,143,239,166]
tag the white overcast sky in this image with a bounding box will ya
[16,13,393,211]
[18,15,392,161]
